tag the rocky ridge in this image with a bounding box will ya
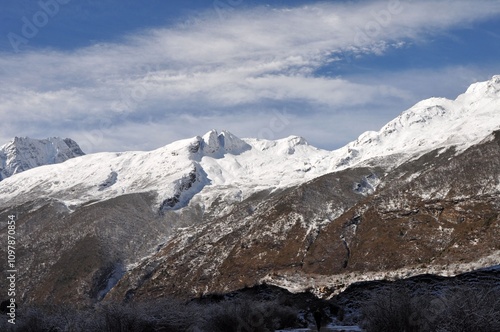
[0,137,84,181]
[0,76,499,305]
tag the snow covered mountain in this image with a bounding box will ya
[0,137,85,181]
[1,76,499,212]
[0,130,333,212]
[334,75,500,169]
[0,76,499,306]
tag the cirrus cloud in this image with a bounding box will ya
[1,0,500,152]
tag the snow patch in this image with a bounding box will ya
[261,250,500,299]
[353,173,380,196]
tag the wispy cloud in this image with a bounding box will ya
[1,0,499,152]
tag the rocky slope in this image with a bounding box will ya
[107,131,500,301]
[0,76,499,305]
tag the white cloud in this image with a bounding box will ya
[1,0,500,152]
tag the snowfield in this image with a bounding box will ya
[1,76,499,215]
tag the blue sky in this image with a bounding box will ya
[1,0,500,153]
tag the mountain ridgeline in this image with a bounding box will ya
[0,137,85,181]
[0,76,499,309]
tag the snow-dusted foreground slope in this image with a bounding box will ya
[1,76,499,213]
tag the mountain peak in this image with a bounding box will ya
[0,137,85,180]
[337,76,500,169]
[465,75,500,97]
[285,135,308,146]
[199,129,250,155]
[1,77,499,209]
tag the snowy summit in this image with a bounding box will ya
[0,137,85,181]
[1,76,500,213]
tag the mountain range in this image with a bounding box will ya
[0,76,499,306]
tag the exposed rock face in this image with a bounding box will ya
[0,77,499,306]
[0,137,85,180]
[0,193,170,305]
[159,166,208,212]
[107,132,500,301]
